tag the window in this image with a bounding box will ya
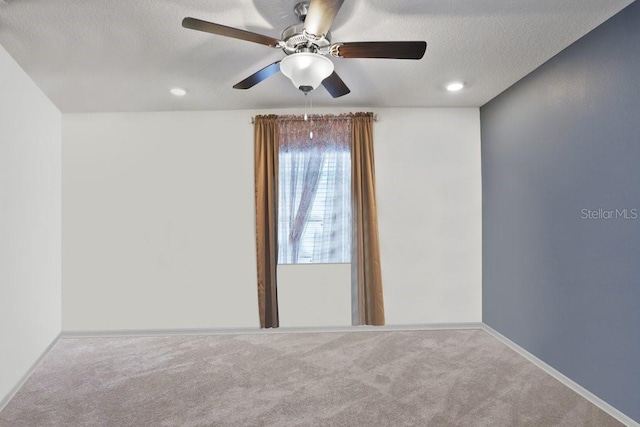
[277,116,351,264]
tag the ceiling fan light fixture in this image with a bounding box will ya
[280,52,334,93]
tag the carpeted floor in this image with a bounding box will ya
[0,329,622,426]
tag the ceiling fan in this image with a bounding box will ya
[182,0,427,98]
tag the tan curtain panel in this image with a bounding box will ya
[351,112,385,325]
[254,115,279,328]
[254,112,383,327]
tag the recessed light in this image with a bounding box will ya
[170,87,187,96]
[446,81,465,92]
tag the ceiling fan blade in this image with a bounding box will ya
[304,0,344,39]
[182,17,281,48]
[233,61,281,90]
[322,71,350,98]
[332,41,427,59]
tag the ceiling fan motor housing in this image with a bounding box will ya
[281,23,331,55]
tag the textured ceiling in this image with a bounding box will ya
[0,0,633,113]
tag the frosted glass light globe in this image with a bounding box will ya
[280,52,334,92]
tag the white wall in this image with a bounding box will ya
[376,109,482,323]
[278,264,352,328]
[0,44,61,404]
[62,112,259,331]
[62,107,481,331]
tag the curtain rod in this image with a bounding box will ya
[250,114,378,124]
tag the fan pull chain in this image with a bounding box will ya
[304,92,308,122]
[309,93,313,139]
[304,92,313,139]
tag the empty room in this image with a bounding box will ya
[1,0,638,425]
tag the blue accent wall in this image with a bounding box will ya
[481,1,640,422]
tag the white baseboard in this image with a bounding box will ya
[481,324,638,427]
[61,322,484,338]
[0,332,61,413]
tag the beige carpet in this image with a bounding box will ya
[0,329,622,426]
